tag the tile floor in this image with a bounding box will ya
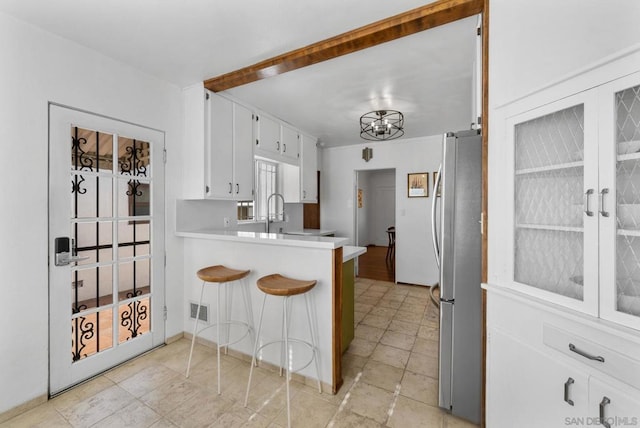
[1,278,479,427]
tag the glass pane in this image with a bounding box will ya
[118,220,150,258]
[72,266,113,312]
[118,137,151,178]
[71,174,113,218]
[72,308,113,362]
[117,179,151,218]
[515,105,584,170]
[71,127,113,172]
[516,167,584,227]
[118,298,150,343]
[74,221,113,266]
[515,229,583,300]
[616,84,640,316]
[118,258,151,300]
[514,104,584,300]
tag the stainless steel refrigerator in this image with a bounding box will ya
[431,129,482,424]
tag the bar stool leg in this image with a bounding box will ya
[283,295,291,428]
[244,294,267,408]
[240,279,256,366]
[305,294,322,393]
[224,281,234,355]
[216,282,222,394]
[186,281,205,378]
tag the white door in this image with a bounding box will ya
[49,105,165,394]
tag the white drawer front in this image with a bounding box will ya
[543,323,640,390]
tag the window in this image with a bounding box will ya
[237,159,280,222]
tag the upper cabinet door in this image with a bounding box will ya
[207,92,234,199]
[233,103,254,200]
[599,71,640,330]
[509,90,599,316]
[300,133,318,203]
[256,114,281,156]
[281,124,299,162]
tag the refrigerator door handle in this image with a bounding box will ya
[431,163,442,269]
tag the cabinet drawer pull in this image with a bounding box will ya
[283,143,287,153]
[599,188,610,217]
[563,377,574,406]
[228,182,232,194]
[277,141,280,151]
[584,189,594,216]
[569,343,604,362]
[599,396,611,428]
[236,183,239,194]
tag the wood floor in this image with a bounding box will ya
[357,245,395,282]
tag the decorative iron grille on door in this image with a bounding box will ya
[70,127,152,362]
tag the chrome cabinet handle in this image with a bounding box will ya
[283,143,287,153]
[277,141,280,151]
[599,188,610,217]
[303,190,306,198]
[236,183,239,194]
[228,182,232,194]
[564,377,575,406]
[569,343,605,362]
[584,189,594,216]
[600,397,611,428]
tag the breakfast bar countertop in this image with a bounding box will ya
[284,229,337,236]
[342,245,367,262]
[176,228,348,249]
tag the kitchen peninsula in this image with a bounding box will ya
[177,228,364,393]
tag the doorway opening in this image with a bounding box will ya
[355,168,396,282]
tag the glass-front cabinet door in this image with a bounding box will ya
[510,91,599,315]
[600,72,640,330]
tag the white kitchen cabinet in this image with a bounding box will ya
[280,132,317,203]
[485,285,640,428]
[281,123,300,162]
[255,113,280,157]
[206,91,254,200]
[508,70,640,330]
[487,328,589,427]
[300,133,318,203]
[254,112,299,165]
[588,378,640,428]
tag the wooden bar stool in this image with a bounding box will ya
[185,265,254,395]
[244,274,322,428]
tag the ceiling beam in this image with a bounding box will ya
[204,0,484,92]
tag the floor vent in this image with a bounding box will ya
[189,302,209,322]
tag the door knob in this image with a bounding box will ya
[54,237,89,266]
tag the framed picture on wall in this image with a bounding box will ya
[407,172,428,198]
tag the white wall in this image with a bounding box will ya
[0,12,182,415]
[321,136,442,285]
[356,171,372,246]
[487,0,640,284]
[489,0,640,108]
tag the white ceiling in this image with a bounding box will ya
[0,0,478,147]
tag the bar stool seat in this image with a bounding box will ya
[186,265,254,395]
[256,273,316,296]
[245,274,322,428]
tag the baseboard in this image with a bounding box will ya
[0,393,48,424]
[165,331,184,345]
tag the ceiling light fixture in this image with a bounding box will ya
[359,110,404,141]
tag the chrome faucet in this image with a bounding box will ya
[266,192,285,233]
